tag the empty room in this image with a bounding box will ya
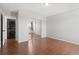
[0,3,79,55]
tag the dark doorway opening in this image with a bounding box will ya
[7,19,16,39]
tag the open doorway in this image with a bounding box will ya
[29,19,42,40]
[0,11,18,48]
[7,19,16,39]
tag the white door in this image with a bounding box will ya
[0,14,1,48]
[2,14,7,45]
[0,13,7,48]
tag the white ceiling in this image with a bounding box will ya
[0,3,79,17]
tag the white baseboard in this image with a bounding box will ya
[18,39,29,43]
[46,36,79,45]
[18,35,79,45]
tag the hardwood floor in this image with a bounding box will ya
[0,36,79,55]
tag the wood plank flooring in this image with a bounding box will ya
[0,36,79,55]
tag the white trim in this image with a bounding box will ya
[5,16,16,19]
[46,36,79,45]
[18,39,29,43]
[4,15,17,43]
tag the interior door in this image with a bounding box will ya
[3,14,7,45]
[1,13,7,48]
[1,14,3,48]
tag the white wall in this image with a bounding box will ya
[41,18,46,37]
[46,8,79,43]
[18,11,29,42]
[35,19,41,35]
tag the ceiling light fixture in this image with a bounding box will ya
[45,3,48,6]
